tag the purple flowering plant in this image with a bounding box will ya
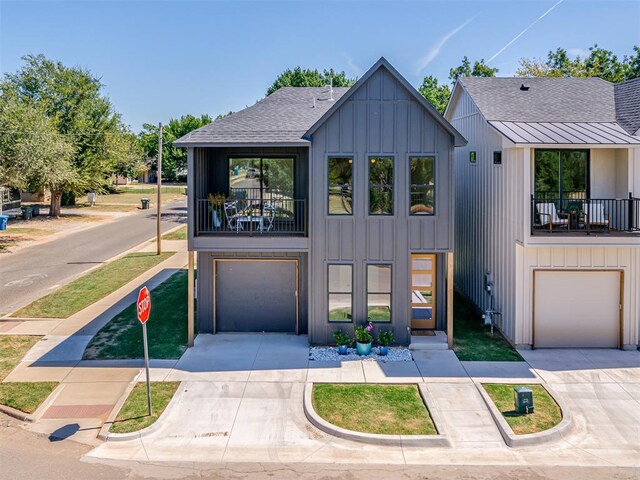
[354,321,374,344]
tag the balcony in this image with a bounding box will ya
[531,194,640,236]
[196,190,306,236]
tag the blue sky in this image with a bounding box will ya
[1,0,639,131]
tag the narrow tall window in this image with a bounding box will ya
[328,157,353,215]
[469,151,477,164]
[328,265,353,322]
[410,156,435,215]
[367,264,391,322]
[369,156,393,215]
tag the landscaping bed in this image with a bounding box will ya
[109,381,180,433]
[309,346,412,362]
[12,252,174,318]
[483,384,562,434]
[83,270,188,360]
[312,384,437,435]
[453,293,523,361]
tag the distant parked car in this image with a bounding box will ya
[245,168,259,179]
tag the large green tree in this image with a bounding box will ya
[449,57,499,83]
[418,76,451,114]
[266,67,356,96]
[1,54,139,210]
[516,45,640,82]
[139,114,212,181]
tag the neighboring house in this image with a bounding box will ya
[445,76,640,350]
[175,57,466,346]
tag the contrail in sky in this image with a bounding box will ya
[415,16,477,74]
[487,0,564,64]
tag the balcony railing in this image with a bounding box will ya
[531,194,640,235]
[196,197,306,236]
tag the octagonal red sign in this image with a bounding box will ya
[137,286,151,324]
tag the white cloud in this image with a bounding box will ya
[341,52,364,77]
[415,16,477,74]
[487,0,564,64]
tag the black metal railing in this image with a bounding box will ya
[196,197,306,236]
[531,193,640,234]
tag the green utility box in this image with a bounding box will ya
[514,387,534,414]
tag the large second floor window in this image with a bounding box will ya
[369,156,393,215]
[410,156,435,215]
[534,150,588,202]
[328,157,353,215]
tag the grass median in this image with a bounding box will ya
[83,270,188,360]
[312,384,437,435]
[161,226,187,240]
[483,384,562,434]
[0,336,58,413]
[110,381,180,433]
[12,252,174,319]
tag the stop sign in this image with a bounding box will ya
[137,286,151,324]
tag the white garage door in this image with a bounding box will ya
[534,270,621,348]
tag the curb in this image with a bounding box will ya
[303,382,450,447]
[99,381,184,442]
[0,403,36,422]
[476,383,573,448]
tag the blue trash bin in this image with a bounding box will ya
[0,215,8,231]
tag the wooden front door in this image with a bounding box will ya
[410,254,436,329]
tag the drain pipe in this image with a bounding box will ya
[482,271,501,335]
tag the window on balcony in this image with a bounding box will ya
[229,157,294,201]
[410,156,435,215]
[369,156,393,215]
[328,157,353,215]
[534,150,588,202]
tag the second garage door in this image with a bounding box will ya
[215,260,297,333]
[533,270,621,348]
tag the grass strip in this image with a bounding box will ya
[162,226,187,240]
[13,252,174,318]
[0,382,58,414]
[453,293,523,361]
[83,270,187,360]
[484,384,562,434]
[312,384,437,435]
[109,382,180,433]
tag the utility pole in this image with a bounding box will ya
[156,122,163,255]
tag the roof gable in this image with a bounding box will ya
[304,57,466,147]
[614,78,640,135]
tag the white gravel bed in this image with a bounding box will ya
[309,346,413,362]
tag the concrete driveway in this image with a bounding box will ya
[87,335,639,468]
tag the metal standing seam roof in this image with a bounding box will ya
[489,121,640,145]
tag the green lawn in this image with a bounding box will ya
[12,252,174,318]
[0,336,58,413]
[312,384,437,435]
[483,384,562,435]
[453,294,523,361]
[109,382,180,433]
[162,226,187,240]
[83,270,188,360]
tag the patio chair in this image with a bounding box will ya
[583,202,610,232]
[258,203,275,232]
[223,201,243,232]
[536,202,570,232]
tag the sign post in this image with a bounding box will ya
[137,286,152,416]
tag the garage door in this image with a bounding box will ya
[215,260,297,333]
[534,270,621,348]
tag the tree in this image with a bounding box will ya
[449,57,498,83]
[0,96,75,216]
[1,54,139,209]
[517,45,640,82]
[266,67,356,95]
[418,76,451,114]
[139,114,212,181]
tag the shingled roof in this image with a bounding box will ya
[173,87,349,147]
[615,78,640,135]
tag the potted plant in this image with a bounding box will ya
[208,193,225,228]
[332,329,351,355]
[377,330,394,356]
[354,321,374,356]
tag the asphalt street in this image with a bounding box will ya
[0,200,186,316]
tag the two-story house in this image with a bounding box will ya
[445,77,640,350]
[175,58,466,346]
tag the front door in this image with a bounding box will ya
[410,254,436,330]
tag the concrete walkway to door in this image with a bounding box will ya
[87,334,639,469]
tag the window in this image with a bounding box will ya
[469,151,477,164]
[328,157,353,215]
[367,264,391,322]
[228,157,294,201]
[534,150,588,202]
[410,156,435,215]
[493,151,502,165]
[328,265,353,322]
[369,156,393,215]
